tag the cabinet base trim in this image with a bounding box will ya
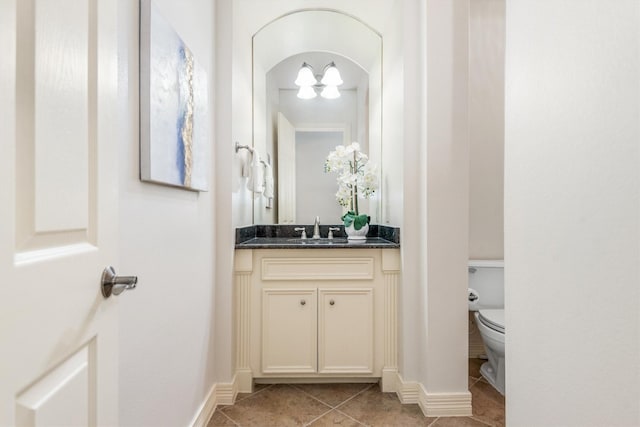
[255,377,379,385]
[236,369,253,394]
[395,373,472,417]
[381,368,398,392]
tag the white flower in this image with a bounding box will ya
[324,142,378,215]
[335,185,352,206]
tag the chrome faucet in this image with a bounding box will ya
[312,216,321,239]
[328,227,340,239]
[294,227,307,239]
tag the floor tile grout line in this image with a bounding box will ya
[271,383,379,426]
[289,384,334,408]
[289,384,340,409]
[216,407,241,427]
[333,408,370,427]
[333,382,377,411]
[277,384,338,426]
[232,383,275,404]
[479,377,491,386]
[212,360,500,426]
[303,407,338,427]
[470,415,496,427]
[292,383,375,410]
[469,377,481,388]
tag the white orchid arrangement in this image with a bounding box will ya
[324,142,378,230]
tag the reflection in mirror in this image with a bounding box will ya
[274,53,369,224]
[295,131,344,223]
[252,10,382,225]
[277,124,351,224]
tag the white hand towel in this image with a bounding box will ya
[246,151,264,193]
[263,162,274,199]
[240,150,251,178]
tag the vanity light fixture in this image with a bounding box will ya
[297,85,317,100]
[320,63,343,86]
[295,61,343,99]
[320,85,340,99]
[294,63,317,87]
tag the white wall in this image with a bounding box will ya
[213,0,236,386]
[381,2,404,228]
[234,1,393,230]
[422,0,470,393]
[222,0,403,386]
[397,0,424,383]
[505,1,640,425]
[396,0,471,397]
[227,0,470,404]
[117,1,217,425]
[227,14,388,377]
[469,0,504,260]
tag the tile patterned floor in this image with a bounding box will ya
[208,359,505,427]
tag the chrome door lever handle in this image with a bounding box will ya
[101,266,138,298]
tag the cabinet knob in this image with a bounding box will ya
[300,299,306,306]
[329,299,335,306]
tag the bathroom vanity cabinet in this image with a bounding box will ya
[262,287,373,374]
[234,247,400,393]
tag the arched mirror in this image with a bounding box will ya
[251,10,382,225]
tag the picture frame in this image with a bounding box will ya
[139,0,209,191]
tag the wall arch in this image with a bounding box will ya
[252,9,383,224]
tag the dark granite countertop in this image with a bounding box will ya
[235,224,400,249]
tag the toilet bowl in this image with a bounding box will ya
[474,309,505,395]
[468,260,505,396]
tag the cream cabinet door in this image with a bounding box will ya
[262,289,317,373]
[318,288,374,374]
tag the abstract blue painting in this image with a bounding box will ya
[140,0,209,191]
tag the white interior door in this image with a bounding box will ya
[0,0,121,425]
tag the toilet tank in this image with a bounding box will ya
[468,260,504,311]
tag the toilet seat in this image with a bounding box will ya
[478,309,505,334]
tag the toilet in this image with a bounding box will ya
[468,260,505,395]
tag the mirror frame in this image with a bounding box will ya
[251,9,383,225]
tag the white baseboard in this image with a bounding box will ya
[190,383,218,427]
[192,372,471,425]
[395,373,472,417]
[216,378,238,406]
[190,376,239,427]
[395,374,420,404]
[419,386,472,417]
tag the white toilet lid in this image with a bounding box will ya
[478,309,505,333]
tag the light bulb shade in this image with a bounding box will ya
[320,85,340,99]
[294,63,317,87]
[297,85,317,99]
[320,63,343,86]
